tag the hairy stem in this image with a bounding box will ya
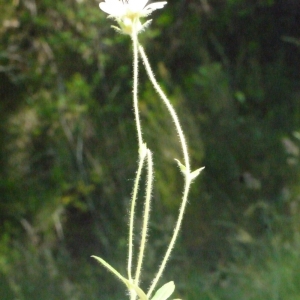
[135,149,153,287]
[128,28,145,300]
[131,31,143,151]
[128,148,147,282]
[138,44,192,298]
[138,44,190,173]
[148,179,191,297]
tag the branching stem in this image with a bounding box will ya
[138,44,192,298]
[138,44,190,173]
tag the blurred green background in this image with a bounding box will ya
[1,0,300,299]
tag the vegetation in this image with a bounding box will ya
[1,0,300,299]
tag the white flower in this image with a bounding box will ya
[99,0,167,35]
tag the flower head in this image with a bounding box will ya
[99,0,167,35]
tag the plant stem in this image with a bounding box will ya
[138,44,190,173]
[128,149,147,282]
[138,44,192,298]
[128,28,145,300]
[149,179,192,297]
[131,31,143,152]
[135,149,153,287]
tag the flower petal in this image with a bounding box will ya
[143,1,167,14]
[147,1,167,9]
[128,0,149,12]
[99,0,126,17]
[99,0,167,34]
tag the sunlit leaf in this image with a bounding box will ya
[91,256,148,300]
[189,167,205,181]
[150,281,175,300]
[174,159,186,174]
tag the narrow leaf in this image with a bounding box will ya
[91,256,129,287]
[189,166,205,180]
[91,256,148,300]
[174,159,186,174]
[150,281,175,300]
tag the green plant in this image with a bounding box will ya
[92,1,204,300]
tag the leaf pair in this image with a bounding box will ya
[175,159,205,181]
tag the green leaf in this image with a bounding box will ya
[150,281,175,300]
[189,167,205,181]
[91,256,129,286]
[174,159,186,174]
[91,256,148,300]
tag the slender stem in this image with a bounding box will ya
[148,179,191,298]
[128,27,145,300]
[135,149,153,287]
[128,151,147,282]
[138,44,190,173]
[131,31,143,151]
[138,44,192,298]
